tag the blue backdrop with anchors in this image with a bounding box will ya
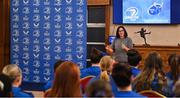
[10,0,87,90]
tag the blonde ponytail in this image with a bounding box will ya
[100,71,110,81]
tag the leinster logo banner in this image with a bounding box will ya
[10,0,87,83]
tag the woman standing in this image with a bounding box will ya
[106,26,133,63]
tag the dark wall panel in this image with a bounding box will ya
[88,7,105,23]
[87,28,105,42]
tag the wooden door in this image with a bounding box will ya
[0,0,10,72]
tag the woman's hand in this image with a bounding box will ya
[105,45,113,55]
[122,44,130,51]
[105,45,111,50]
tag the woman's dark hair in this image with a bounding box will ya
[144,51,163,70]
[168,53,180,84]
[116,26,128,38]
[133,51,167,93]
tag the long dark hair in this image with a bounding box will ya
[168,53,180,84]
[116,26,128,38]
[133,51,167,92]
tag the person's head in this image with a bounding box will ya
[0,73,13,97]
[2,64,22,87]
[100,56,114,72]
[168,53,177,65]
[50,61,81,97]
[99,56,115,81]
[144,51,163,72]
[90,47,103,64]
[53,59,65,73]
[86,80,113,97]
[133,51,166,92]
[127,49,142,67]
[112,63,132,89]
[168,53,180,84]
[116,26,128,39]
[141,28,145,31]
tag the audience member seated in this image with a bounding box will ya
[173,79,180,97]
[90,56,115,82]
[133,51,169,96]
[80,47,103,78]
[0,73,13,97]
[2,64,34,97]
[89,56,118,93]
[44,61,82,97]
[111,63,145,97]
[166,53,180,96]
[44,59,65,91]
[127,49,142,77]
[85,79,113,97]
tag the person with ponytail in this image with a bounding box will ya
[90,56,115,82]
[99,56,115,81]
[88,56,120,94]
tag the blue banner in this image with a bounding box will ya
[10,0,87,83]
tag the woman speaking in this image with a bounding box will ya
[106,26,133,63]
